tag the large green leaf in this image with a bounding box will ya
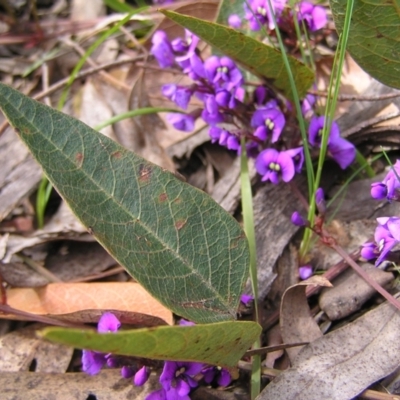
[0,82,249,323]
[331,0,400,89]
[40,321,261,367]
[160,10,314,100]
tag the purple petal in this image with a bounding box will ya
[176,378,191,397]
[299,265,313,280]
[145,388,167,400]
[277,151,295,182]
[375,238,397,266]
[134,366,150,386]
[361,242,378,260]
[151,31,175,68]
[311,5,327,31]
[240,293,254,306]
[371,182,388,200]
[291,211,306,227]
[387,218,400,241]
[328,136,356,169]
[184,362,204,375]
[255,148,279,177]
[98,312,121,333]
[253,126,268,141]
[179,319,196,326]
[218,369,231,387]
[167,113,195,132]
[82,350,106,375]
[308,115,324,146]
[160,361,178,390]
[121,365,135,379]
[228,14,242,29]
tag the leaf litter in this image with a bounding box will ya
[1,0,400,399]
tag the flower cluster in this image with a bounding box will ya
[361,161,400,266]
[150,0,355,185]
[82,314,232,400]
[81,313,150,386]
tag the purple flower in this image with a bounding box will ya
[245,0,286,30]
[301,93,316,117]
[160,361,204,398]
[291,211,307,227]
[374,217,400,266]
[209,126,240,151]
[172,29,199,54]
[167,113,195,132]
[134,366,150,386]
[151,31,175,69]
[240,293,254,306]
[361,242,379,261]
[179,319,196,326]
[299,265,313,280]
[251,107,285,143]
[298,1,327,32]
[308,116,355,169]
[371,182,388,200]
[328,135,356,170]
[202,366,231,387]
[286,146,304,173]
[371,160,400,202]
[82,350,108,375]
[228,14,242,29]
[255,148,295,184]
[201,95,224,125]
[204,56,243,90]
[162,84,192,110]
[82,313,121,375]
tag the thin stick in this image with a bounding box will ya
[332,242,400,311]
[0,56,145,137]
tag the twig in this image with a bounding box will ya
[61,37,131,91]
[0,56,145,137]
[17,254,62,283]
[309,89,400,102]
[331,242,400,311]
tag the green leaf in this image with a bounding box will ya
[0,82,249,323]
[40,321,261,367]
[160,10,314,100]
[330,0,400,89]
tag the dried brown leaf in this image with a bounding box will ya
[259,299,400,400]
[3,282,173,325]
[280,276,332,361]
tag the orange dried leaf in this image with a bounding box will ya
[4,282,173,326]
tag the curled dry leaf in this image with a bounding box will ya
[280,276,332,361]
[3,282,173,326]
[259,298,400,400]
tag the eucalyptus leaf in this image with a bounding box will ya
[330,0,400,89]
[0,82,250,323]
[160,10,314,100]
[40,321,261,367]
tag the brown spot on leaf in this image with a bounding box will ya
[22,127,31,135]
[159,193,168,202]
[75,152,83,166]
[138,164,152,183]
[175,219,187,230]
[111,151,122,159]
